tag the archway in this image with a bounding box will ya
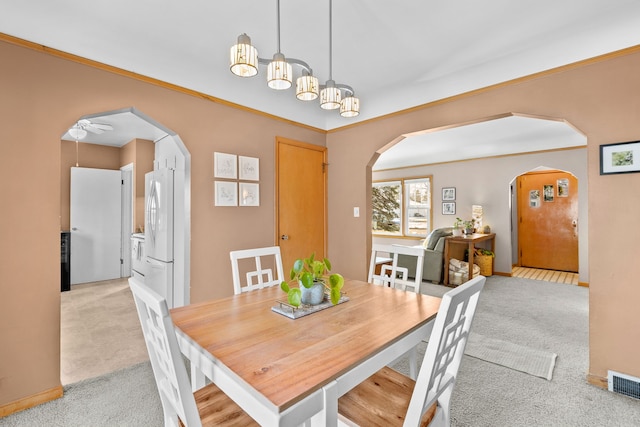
[370,113,587,283]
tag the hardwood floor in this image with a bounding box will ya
[511,266,579,285]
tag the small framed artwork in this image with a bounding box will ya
[214,152,237,179]
[529,190,540,207]
[543,184,554,202]
[239,182,260,206]
[214,181,237,206]
[442,202,456,215]
[239,156,259,181]
[557,178,569,197]
[442,187,456,201]
[600,140,640,175]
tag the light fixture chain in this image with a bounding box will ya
[328,0,333,80]
[276,0,281,53]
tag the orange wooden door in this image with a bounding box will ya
[276,137,327,271]
[517,171,578,272]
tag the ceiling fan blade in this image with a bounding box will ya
[85,126,104,134]
[90,123,114,131]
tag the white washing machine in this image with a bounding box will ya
[131,233,146,282]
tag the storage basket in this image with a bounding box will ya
[474,255,493,276]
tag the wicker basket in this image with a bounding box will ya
[474,255,493,276]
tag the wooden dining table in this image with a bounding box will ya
[170,279,441,426]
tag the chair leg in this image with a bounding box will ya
[408,346,418,380]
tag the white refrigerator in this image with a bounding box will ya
[144,169,175,308]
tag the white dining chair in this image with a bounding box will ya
[229,246,285,295]
[129,277,258,426]
[338,275,486,427]
[368,243,425,293]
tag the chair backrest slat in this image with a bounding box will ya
[230,246,285,295]
[368,243,424,293]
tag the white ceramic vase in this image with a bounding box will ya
[300,281,325,305]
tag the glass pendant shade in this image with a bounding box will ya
[267,53,292,90]
[340,96,360,117]
[230,34,259,77]
[320,80,341,110]
[68,127,87,140]
[296,74,319,100]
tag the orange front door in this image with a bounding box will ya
[276,137,327,271]
[517,170,578,272]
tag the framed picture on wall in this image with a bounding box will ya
[442,187,456,201]
[557,179,569,197]
[543,184,554,202]
[239,182,260,206]
[600,140,640,175]
[239,156,259,181]
[214,152,237,179]
[442,202,456,215]
[214,181,237,206]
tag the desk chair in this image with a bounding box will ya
[229,246,285,295]
[338,275,486,427]
[129,278,258,426]
[368,244,425,293]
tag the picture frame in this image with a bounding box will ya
[600,140,640,175]
[442,187,456,201]
[557,178,569,197]
[442,202,456,215]
[529,189,540,208]
[239,182,260,206]
[214,152,237,179]
[239,156,259,181]
[214,181,237,206]
[543,184,554,202]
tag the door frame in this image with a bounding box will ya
[121,163,133,277]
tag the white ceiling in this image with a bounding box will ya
[2,0,634,163]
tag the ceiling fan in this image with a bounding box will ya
[70,118,114,136]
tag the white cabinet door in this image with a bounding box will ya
[70,167,122,285]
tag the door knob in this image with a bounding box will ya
[281,234,289,240]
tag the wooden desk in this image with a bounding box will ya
[171,280,441,426]
[443,233,496,286]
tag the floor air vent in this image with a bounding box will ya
[608,370,640,400]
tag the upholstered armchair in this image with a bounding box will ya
[396,227,453,284]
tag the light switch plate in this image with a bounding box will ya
[353,207,360,217]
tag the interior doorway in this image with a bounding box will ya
[515,169,579,273]
[60,106,191,384]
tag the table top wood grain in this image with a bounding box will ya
[170,279,441,411]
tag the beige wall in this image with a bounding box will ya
[1,35,639,410]
[0,39,324,409]
[326,48,640,385]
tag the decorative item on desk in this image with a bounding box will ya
[463,218,476,235]
[483,224,491,234]
[453,217,464,236]
[280,253,344,307]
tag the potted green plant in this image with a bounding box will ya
[280,253,345,307]
[453,217,464,236]
[463,219,475,235]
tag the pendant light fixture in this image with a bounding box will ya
[228,0,359,117]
